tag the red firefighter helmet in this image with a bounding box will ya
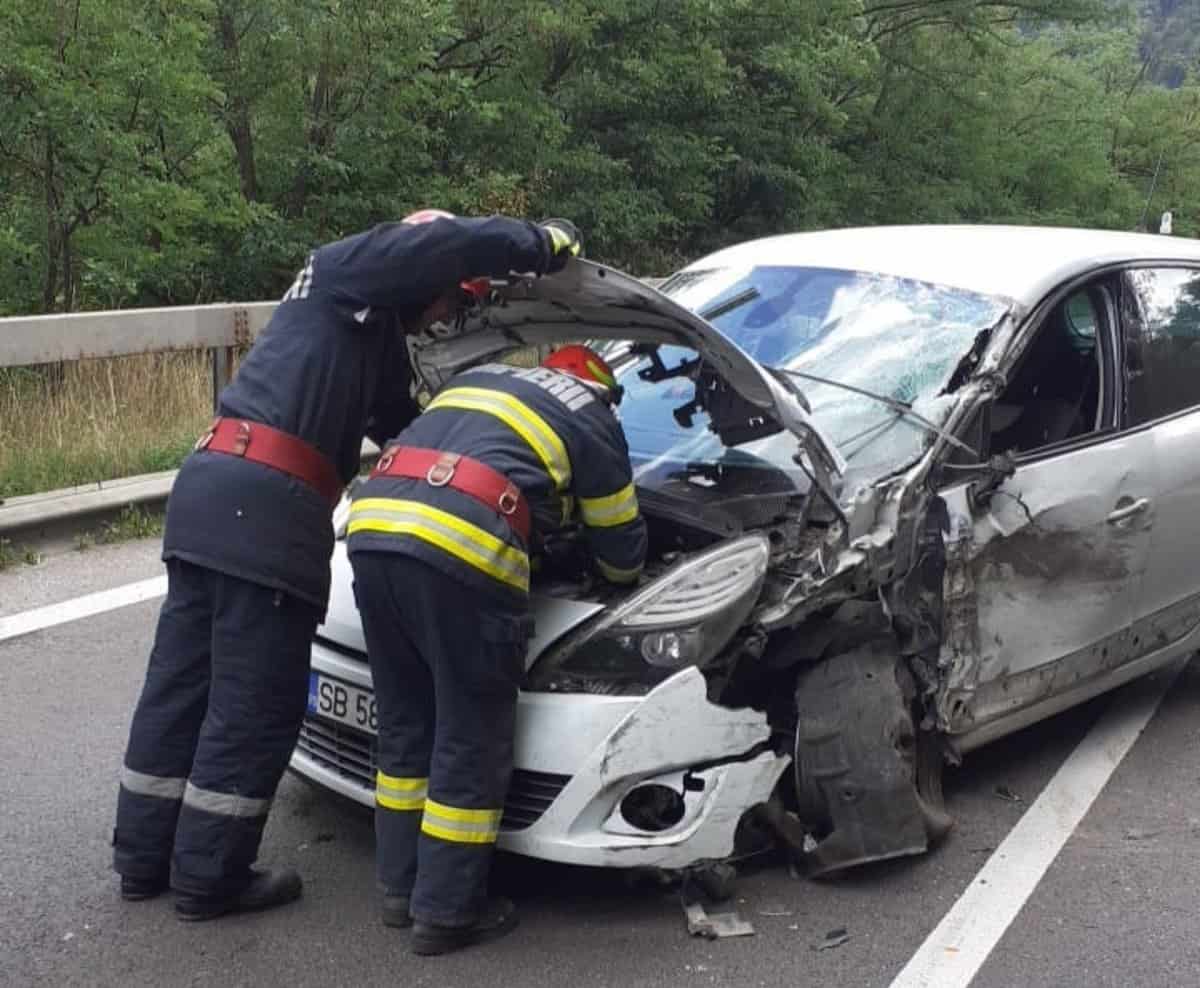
[542,345,623,404]
[401,208,491,304]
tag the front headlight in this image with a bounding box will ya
[527,533,770,693]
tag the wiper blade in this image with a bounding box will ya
[700,287,760,322]
[773,367,976,457]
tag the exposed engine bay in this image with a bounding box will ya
[531,454,812,605]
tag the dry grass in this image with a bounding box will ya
[0,342,558,499]
[0,353,214,499]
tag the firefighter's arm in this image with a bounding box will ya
[573,414,648,585]
[318,216,560,310]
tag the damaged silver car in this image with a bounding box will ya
[291,224,1200,877]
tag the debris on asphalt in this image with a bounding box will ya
[61,932,74,942]
[993,785,1023,803]
[758,906,793,917]
[812,928,851,951]
[1124,828,1162,841]
[684,901,756,939]
[315,832,335,843]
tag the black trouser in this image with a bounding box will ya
[348,552,531,927]
[113,559,320,898]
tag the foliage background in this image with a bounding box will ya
[1,0,1199,316]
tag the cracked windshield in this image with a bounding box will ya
[619,265,1011,495]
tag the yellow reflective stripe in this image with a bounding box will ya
[584,358,615,389]
[421,798,503,844]
[349,498,529,592]
[424,799,503,824]
[579,483,639,528]
[376,771,427,811]
[427,387,571,490]
[421,820,499,844]
[377,771,426,791]
[597,557,643,584]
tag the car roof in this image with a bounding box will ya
[683,224,1200,309]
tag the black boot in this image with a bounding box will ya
[175,868,303,922]
[382,893,412,929]
[120,874,169,901]
[411,897,518,956]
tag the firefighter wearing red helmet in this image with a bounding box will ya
[347,342,646,954]
[112,209,582,921]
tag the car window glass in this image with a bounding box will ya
[641,265,1009,493]
[988,286,1105,455]
[1124,268,1200,425]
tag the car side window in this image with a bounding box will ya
[985,283,1109,457]
[1122,267,1200,426]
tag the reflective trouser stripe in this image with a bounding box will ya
[182,782,272,819]
[348,499,530,592]
[596,557,643,584]
[426,387,572,491]
[420,798,502,845]
[376,771,427,811]
[120,766,187,801]
[579,483,639,528]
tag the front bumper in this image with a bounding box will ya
[291,638,790,869]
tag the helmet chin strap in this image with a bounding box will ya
[573,375,622,407]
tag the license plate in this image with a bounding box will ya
[307,672,377,735]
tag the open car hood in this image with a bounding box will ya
[412,260,846,482]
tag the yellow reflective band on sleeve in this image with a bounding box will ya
[426,387,571,491]
[579,483,639,528]
[596,557,643,584]
[421,798,503,845]
[349,498,530,592]
[376,771,428,812]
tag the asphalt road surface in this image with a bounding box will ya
[3,539,1199,988]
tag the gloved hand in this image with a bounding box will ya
[540,218,583,273]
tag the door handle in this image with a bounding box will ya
[1106,497,1150,524]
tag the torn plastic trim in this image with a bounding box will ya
[499,667,791,869]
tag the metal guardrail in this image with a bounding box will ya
[1,301,280,412]
[2,277,668,407]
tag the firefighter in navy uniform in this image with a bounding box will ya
[347,344,647,955]
[112,209,584,921]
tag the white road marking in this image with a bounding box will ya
[889,660,1184,988]
[0,575,167,642]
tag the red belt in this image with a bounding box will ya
[371,446,530,543]
[195,417,343,507]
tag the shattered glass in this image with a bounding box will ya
[623,266,1009,494]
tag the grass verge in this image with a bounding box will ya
[77,505,165,550]
[1,341,553,501]
[0,353,213,500]
[0,536,42,571]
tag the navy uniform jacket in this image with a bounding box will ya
[346,363,648,601]
[162,217,558,609]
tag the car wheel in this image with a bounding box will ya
[788,635,954,877]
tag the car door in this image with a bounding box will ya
[937,277,1156,740]
[1118,266,1200,659]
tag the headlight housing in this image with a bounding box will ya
[527,533,770,694]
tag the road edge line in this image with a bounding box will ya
[0,575,168,643]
